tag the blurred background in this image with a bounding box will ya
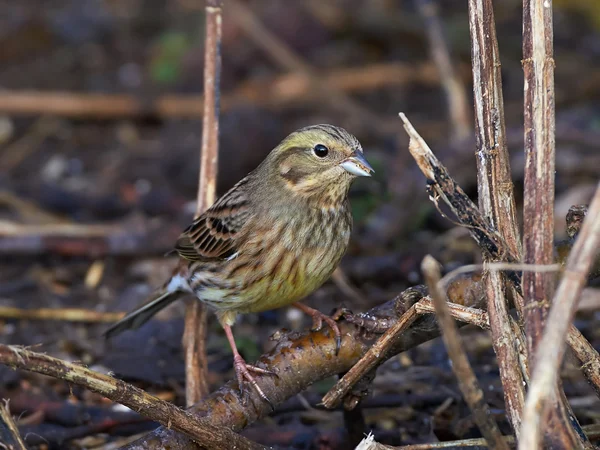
[0,0,599,448]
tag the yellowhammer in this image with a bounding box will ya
[105,124,373,403]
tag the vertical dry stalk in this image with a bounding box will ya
[417,0,471,141]
[521,1,586,448]
[522,0,555,360]
[422,256,509,450]
[183,0,223,406]
[467,0,525,434]
[520,184,600,449]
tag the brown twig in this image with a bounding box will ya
[0,220,180,257]
[520,184,600,449]
[467,0,525,435]
[183,0,222,407]
[0,400,27,450]
[0,345,265,450]
[322,282,488,409]
[0,63,442,119]
[422,255,508,450]
[0,306,124,323]
[321,304,419,409]
[417,0,471,142]
[413,297,490,330]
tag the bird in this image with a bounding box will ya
[104,124,373,403]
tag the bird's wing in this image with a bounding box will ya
[174,179,253,261]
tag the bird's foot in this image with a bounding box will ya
[233,354,276,410]
[293,303,342,355]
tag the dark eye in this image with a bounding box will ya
[313,144,329,158]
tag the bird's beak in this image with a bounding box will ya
[339,151,374,177]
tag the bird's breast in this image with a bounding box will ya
[189,205,352,314]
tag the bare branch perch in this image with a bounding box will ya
[0,345,264,450]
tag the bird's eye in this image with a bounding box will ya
[313,144,329,158]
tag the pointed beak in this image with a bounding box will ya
[339,151,374,177]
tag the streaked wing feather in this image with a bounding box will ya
[174,179,252,261]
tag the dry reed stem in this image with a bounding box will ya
[520,183,600,449]
[183,0,222,406]
[422,256,508,450]
[520,0,587,447]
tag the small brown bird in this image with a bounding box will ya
[105,124,372,402]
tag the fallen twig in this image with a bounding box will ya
[0,64,440,119]
[0,306,124,323]
[0,345,265,450]
[0,220,180,257]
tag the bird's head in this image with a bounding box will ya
[263,124,373,207]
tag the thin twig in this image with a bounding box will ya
[422,255,508,450]
[0,400,27,450]
[183,0,222,407]
[520,184,600,449]
[0,345,265,450]
[322,292,489,409]
[0,220,180,257]
[0,306,124,323]
[414,297,490,330]
[417,0,471,141]
[321,304,419,409]
[467,0,525,435]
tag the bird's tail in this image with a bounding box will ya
[103,274,189,339]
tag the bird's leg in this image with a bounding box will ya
[292,302,342,354]
[222,323,275,408]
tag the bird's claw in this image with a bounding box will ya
[294,303,342,356]
[233,355,276,411]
